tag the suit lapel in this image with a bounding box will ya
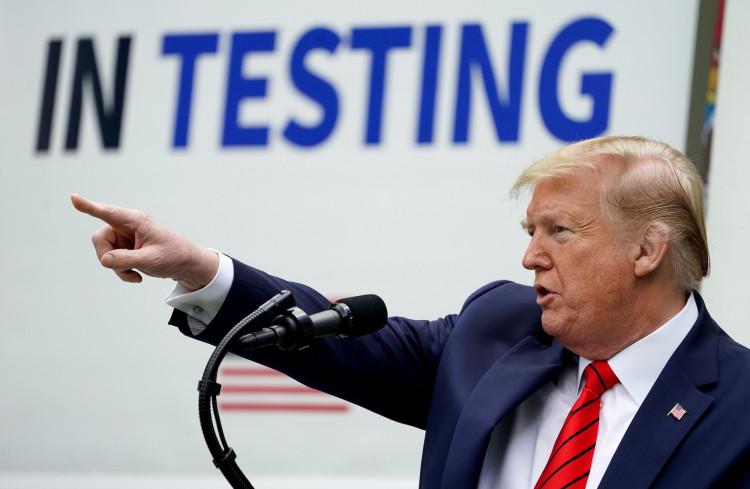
[599,295,719,489]
[598,360,713,488]
[439,335,565,489]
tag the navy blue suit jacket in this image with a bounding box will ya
[171,259,750,488]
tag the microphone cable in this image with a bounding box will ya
[196,289,386,488]
[197,289,295,489]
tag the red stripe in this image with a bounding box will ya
[219,402,348,412]
[220,367,285,376]
[221,385,322,394]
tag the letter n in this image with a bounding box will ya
[65,36,132,150]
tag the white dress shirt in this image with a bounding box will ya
[166,254,699,489]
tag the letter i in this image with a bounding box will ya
[35,39,63,152]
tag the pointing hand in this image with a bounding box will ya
[71,194,219,291]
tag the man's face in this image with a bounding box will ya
[522,170,639,359]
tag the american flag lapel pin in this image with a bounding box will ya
[668,403,687,420]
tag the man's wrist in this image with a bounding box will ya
[176,247,220,292]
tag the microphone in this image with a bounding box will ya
[238,294,387,351]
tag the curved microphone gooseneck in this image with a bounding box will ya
[197,290,387,489]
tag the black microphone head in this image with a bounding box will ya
[333,294,387,338]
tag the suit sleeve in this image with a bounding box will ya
[169,257,456,429]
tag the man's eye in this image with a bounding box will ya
[554,226,568,234]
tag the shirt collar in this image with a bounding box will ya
[577,292,698,405]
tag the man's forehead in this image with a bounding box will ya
[530,170,606,200]
[524,179,601,222]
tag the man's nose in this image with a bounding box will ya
[522,237,551,270]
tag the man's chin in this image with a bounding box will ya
[540,313,569,340]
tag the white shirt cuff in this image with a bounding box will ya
[165,251,234,329]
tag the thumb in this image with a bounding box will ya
[101,250,145,284]
[101,248,144,271]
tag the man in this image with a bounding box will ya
[73,136,750,488]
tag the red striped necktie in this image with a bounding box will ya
[534,361,620,489]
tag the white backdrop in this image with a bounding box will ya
[702,0,750,347]
[0,1,701,487]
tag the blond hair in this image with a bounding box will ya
[512,136,709,290]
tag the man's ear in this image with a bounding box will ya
[634,223,670,278]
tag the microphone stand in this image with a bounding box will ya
[196,290,386,488]
[196,290,297,489]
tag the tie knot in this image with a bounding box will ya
[583,361,619,394]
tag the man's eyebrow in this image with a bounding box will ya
[520,218,530,231]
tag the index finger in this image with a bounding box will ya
[71,194,134,226]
